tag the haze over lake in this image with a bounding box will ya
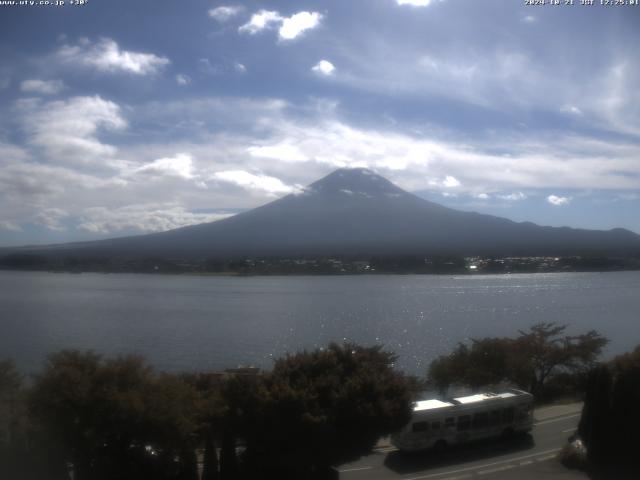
[2,270,638,376]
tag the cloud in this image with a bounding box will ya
[78,204,233,234]
[396,0,438,6]
[523,15,537,23]
[234,62,247,73]
[561,105,582,115]
[20,79,65,95]
[238,10,322,40]
[499,192,527,201]
[443,175,460,187]
[247,143,308,162]
[176,74,191,85]
[312,60,335,76]
[33,208,69,231]
[18,95,126,164]
[279,11,322,40]
[208,5,243,22]
[475,193,489,200]
[238,10,282,35]
[547,195,571,206]
[57,38,170,75]
[135,153,195,180]
[213,170,300,195]
[0,221,21,232]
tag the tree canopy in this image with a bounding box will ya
[427,322,608,397]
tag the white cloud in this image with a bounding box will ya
[57,38,170,75]
[547,195,571,206]
[561,104,582,115]
[18,96,126,164]
[176,74,191,86]
[135,153,195,180]
[475,193,489,200]
[20,79,65,95]
[312,60,335,76]
[247,143,308,163]
[234,62,247,73]
[499,192,527,201]
[396,0,437,6]
[279,11,322,40]
[238,10,322,40]
[238,10,282,35]
[443,175,460,187]
[78,204,233,234]
[214,170,300,195]
[208,5,243,22]
[523,15,537,23]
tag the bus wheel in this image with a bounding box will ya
[433,439,448,453]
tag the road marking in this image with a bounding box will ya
[402,448,561,480]
[562,427,577,433]
[338,466,373,473]
[534,413,580,426]
[478,464,514,475]
[536,454,557,462]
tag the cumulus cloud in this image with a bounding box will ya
[396,0,438,6]
[443,175,460,187]
[20,79,65,95]
[208,5,243,22]
[135,153,195,180]
[234,62,247,73]
[57,38,170,75]
[78,204,233,234]
[213,170,300,195]
[247,144,307,162]
[499,192,527,201]
[176,74,191,85]
[312,60,335,76]
[547,195,571,206]
[239,10,322,40]
[238,10,282,35]
[18,95,126,164]
[279,11,322,40]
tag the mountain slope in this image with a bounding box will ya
[9,168,640,258]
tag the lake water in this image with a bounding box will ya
[1,270,638,376]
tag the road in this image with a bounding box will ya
[337,403,585,480]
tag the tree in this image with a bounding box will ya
[29,350,200,480]
[578,345,640,475]
[514,323,608,395]
[427,339,513,394]
[426,323,608,398]
[244,343,415,478]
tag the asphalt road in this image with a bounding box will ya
[337,404,585,480]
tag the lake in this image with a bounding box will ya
[1,270,638,376]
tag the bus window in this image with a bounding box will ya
[490,410,501,426]
[444,417,455,428]
[457,415,471,431]
[412,421,429,433]
[432,421,441,431]
[502,407,515,423]
[472,412,489,429]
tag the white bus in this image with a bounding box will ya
[391,389,534,452]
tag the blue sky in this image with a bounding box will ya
[0,0,639,246]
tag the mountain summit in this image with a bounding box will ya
[8,168,640,259]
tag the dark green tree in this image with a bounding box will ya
[245,343,415,478]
